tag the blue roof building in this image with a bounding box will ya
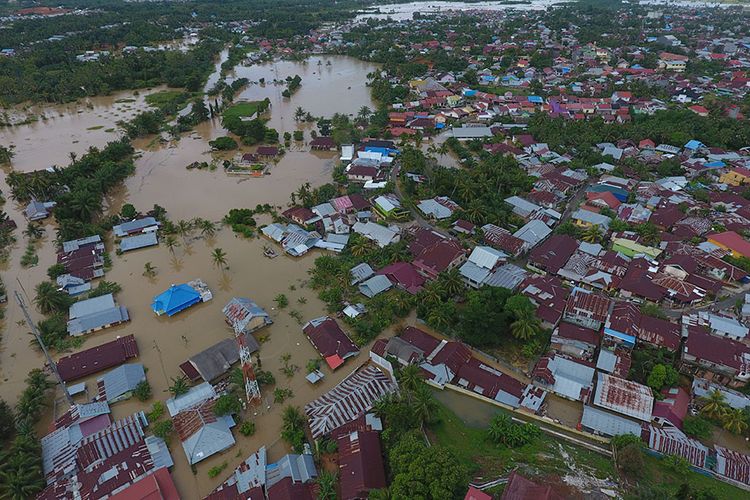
[684,140,705,151]
[152,284,201,316]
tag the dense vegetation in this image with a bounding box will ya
[6,139,135,241]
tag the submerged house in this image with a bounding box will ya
[67,293,130,337]
[223,297,272,334]
[302,316,359,370]
[152,280,211,316]
[96,363,146,403]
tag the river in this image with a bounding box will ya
[0,54,380,498]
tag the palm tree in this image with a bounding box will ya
[70,191,100,220]
[143,262,157,278]
[349,237,372,257]
[23,223,44,240]
[510,309,542,341]
[411,384,438,427]
[168,376,189,397]
[397,364,423,395]
[33,281,71,315]
[0,465,45,500]
[198,219,216,238]
[368,488,392,500]
[581,225,601,244]
[356,106,372,123]
[176,219,193,243]
[438,268,464,297]
[700,390,728,420]
[211,248,228,269]
[722,407,748,434]
[164,235,180,254]
[294,106,306,122]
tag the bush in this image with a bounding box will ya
[146,401,165,422]
[133,380,152,402]
[213,394,242,416]
[47,263,66,280]
[239,421,256,436]
[209,136,238,151]
[152,420,173,441]
[208,462,228,478]
[256,370,276,387]
[683,415,712,440]
[486,414,541,448]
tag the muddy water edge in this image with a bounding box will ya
[0,55,380,498]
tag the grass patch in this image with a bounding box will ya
[145,90,193,115]
[222,101,263,122]
[641,454,746,498]
[86,125,104,130]
[428,401,614,480]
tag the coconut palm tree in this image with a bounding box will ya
[700,390,728,420]
[70,191,100,220]
[722,407,748,435]
[199,219,217,238]
[349,237,372,257]
[0,463,45,500]
[33,281,72,315]
[510,309,542,341]
[294,106,306,122]
[397,364,423,396]
[438,268,464,297]
[211,247,228,269]
[581,225,601,244]
[23,223,44,240]
[142,262,157,278]
[176,219,193,243]
[168,376,189,397]
[164,235,180,254]
[411,384,438,427]
[356,106,372,123]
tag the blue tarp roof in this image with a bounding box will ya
[684,140,704,150]
[527,95,544,104]
[152,284,201,316]
[704,161,726,168]
[603,328,636,347]
[364,146,399,156]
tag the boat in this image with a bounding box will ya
[263,246,278,258]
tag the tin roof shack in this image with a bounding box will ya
[682,325,750,388]
[645,425,709,468]
[550,322,600,361]
[168,384,236,465]
[25,199,56,221]
[304,366,397,439]
[67,293,129,336]
[580,405,641,438]
[563,288,611,331]
[302,316,359,370]
[715,445,750,486]
[180,336,259,382]
[112,216,160,237]
[223,297,272,334]
[56,334,139,382]
[500,471,565,500]
[40,409,173,497]
[206,446,267,499]
[57,235,105,281]
[593,372,654,422]
[337,429,387,500]
[96,363,146,403]
[532,353,595,402]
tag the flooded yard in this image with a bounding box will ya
[0,54,381,498]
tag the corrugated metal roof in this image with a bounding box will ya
[593,372,654,421]
[581,405,641,438]
[358,275,392,298]
[119,232,158,252]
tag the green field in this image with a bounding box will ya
[145,90,193,114]
[221,101,264,122]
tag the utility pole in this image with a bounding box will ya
[15,290,73,406]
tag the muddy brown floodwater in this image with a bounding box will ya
[0,55,381,498]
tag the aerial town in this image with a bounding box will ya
[1,0,750,499]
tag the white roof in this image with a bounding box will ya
[468,246,505,270]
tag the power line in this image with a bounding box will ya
[14,290,73,406]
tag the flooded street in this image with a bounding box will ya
[0,54,380,498]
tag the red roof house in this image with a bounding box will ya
[337,430,387,500]
[302,317,359,370]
